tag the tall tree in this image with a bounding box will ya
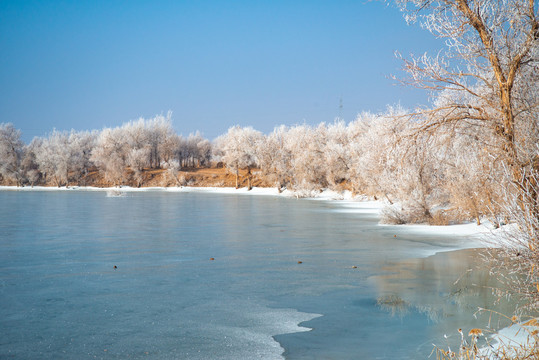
[214,126,263,189]
[395,0,539,309]
[256,125,294,192]
[396,0,538,229]
[0,123,24,186]
[91,127,129,186]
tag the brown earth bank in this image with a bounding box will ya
[0,167,276,189]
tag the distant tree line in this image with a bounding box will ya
[0,113,212,188]
[1,93,534,229]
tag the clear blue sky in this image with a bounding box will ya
[0,0,442,143]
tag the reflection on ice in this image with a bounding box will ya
[106,189,127,197]
[376,295,410,318]
[370,249,518,353]
[372,250,499,318]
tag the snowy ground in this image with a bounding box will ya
[480,319,539,358]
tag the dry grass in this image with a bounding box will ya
[428,210,449,226]
[433,311,539,360]
[380,206,409,225]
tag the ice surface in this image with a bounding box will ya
[0,188,516,359]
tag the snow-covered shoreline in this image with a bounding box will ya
[480,318,539,358]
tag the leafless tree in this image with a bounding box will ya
[214,126,263,189]
[33,130,70,187]
[196,137,212,167]
[256,125,294,192]
[68,130,97,185]
[31,130,96,187]
[21,139,42,187]
[178,132,211,168]
[91,127,129,186]
[147,112,176,169]
[0,123,24,186]
[285,124,328,191]
[395,0,539,220]
[324,120,352,187]
[395,0,539,310]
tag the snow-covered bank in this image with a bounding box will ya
[480,318,539,358]
[297,190,495,248]
[382,219,501,255]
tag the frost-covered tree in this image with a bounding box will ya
[147,112,175,169]
[126,147,151,187]
[395,0,539,226]
[196,137,212,167]
[32,130,96,187]
[33,130,70,187]
[177,132,211,168]
[21,139,42,187]
[90,114,183,185]
[91,127,129,186]
[160,131,180,168]
[124,119,150,155]
[256,125,294,191]
[395,0,539,311]
[347,112,382,197]
[436,120,503,225]
[0,123,24,186]
[214,126,263,189]
[346,109,405,201]
[323,120,353,187]
[122,113,177,169]
[285,124,328,190]
[123,119,151,185]
[68,130,97,185]
[390,131,448,224]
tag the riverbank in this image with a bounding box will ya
[0,167,273,189]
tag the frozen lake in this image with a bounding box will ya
[0,190,511,359]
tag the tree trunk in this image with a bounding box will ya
[247,167,252,191]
